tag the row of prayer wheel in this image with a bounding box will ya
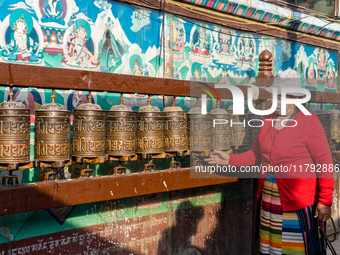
[0,90,252,166]
[1,88,340,167]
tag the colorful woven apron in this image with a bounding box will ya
[260,172,326,255]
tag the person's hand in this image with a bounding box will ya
[204,150,230,165]
[314,202,331,222]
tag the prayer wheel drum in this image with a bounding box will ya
[228,106,246,147]
[163,100,188,155]
[248,112,262,146]
[35,96,71,162]
[209,107,231,151]
[136,96,164,157]
[187,106,212,152]
[72,98,106,158]
[106,97,137,157]
[0,100,30,164]
[316,109,331,142]
[329,108,340,141]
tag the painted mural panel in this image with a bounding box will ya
[0,0,337,91]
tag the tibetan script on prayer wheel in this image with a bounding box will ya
[106,95,137,157]
[136,96,164,156]
[0,89,30,164]
[72,92,106,158]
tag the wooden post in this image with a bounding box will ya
[255,50,274,88]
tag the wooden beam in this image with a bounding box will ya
[0,62,190,96]
[0,62,272,99]
[0,168,237,216]
[1,62,340,103]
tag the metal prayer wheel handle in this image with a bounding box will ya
[192,160,203,167]
[72,91,106,159]
[0,87,30,165]
[44,171,59,182]
[109,155,138,162]
[35,160,72,169]
[113,166,127,175]
[35,89,71,163]
[75,156,106,165]
[163,97,188,154]
[2,175,19,186]
[81,164,95,178]
[136,95,165,158]
[106,93,137,158]
[170,161,181,169]
[143,164,155,172]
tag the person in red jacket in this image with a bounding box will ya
[205,68,334,255]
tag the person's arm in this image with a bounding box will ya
[306,114,334,206]
[228,128,261,167]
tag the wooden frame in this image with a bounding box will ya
[0,169,237,216]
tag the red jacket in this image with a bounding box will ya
[229,110,334,211]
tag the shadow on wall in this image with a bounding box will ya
[157,200,204,255]
[157,180,253,255]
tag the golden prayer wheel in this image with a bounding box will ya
[248,111,262,146]
[106,94,137,157]
[136,95,164,157]
[329,106,340,141]
[72,92,106,158]
[163,97,188,155]
[0,88,30,164]
[209,106,231,151]
[228,105,246,147]
[316,107,331,142]
[187,99,212,152]
[35,90,71,162]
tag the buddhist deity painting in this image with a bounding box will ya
[0,8,44,64]
[236,33,256,70]
[162,15,186,62]
[115,43,155,77]
[315,48,327,85]
[26,0,76,27]
[189,22,212,64]
[212,27,236,65]
[62,18,100,69]
[294,45,308,87]
[132,56,143,76]
[326,60,336,90]
[192,63,203,81]
[39,0,66,26]
[306,57,317,87]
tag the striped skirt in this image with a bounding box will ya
[260,172,326,255]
